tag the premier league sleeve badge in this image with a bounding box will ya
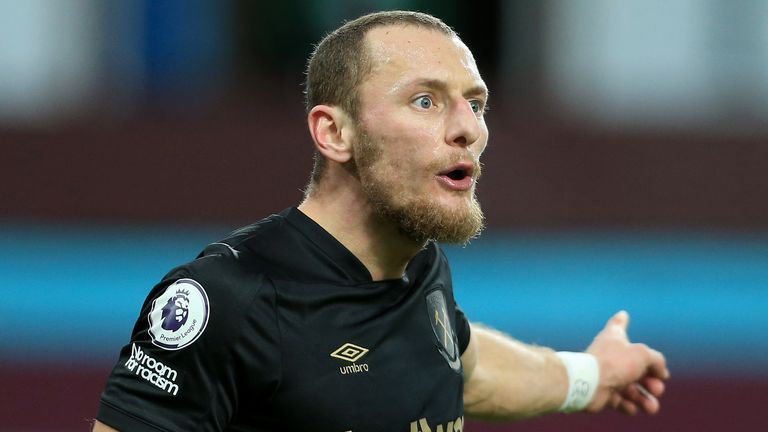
[147,279,210,350]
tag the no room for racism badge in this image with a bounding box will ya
[147,278,210,350]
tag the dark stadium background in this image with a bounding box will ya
[1,1,767,430]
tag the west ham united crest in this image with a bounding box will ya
[426,289,461,372]
[148,279,210,350]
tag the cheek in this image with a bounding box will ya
[361,111,445,176]
[373,129,437,168]
[378,149,424,179]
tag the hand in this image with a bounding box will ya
[585,311,670,415]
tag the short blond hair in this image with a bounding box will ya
[304,11,456,190]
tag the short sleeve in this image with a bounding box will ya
[96,254,280,431]
[454,303,471,355]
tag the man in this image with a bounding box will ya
[94,11,668,431]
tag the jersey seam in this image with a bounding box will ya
[202,273,280,426]
[225,214,285,252]
[267,274,285,402]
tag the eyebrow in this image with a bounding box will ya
[403,78,489,100]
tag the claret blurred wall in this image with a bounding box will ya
[1,1,766,430]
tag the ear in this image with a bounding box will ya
[307,105,354,164]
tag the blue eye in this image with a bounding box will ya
[469,100,483,114]
[415,96,433,109]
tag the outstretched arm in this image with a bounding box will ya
[462,311,669,420]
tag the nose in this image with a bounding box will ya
[445,98,483,148]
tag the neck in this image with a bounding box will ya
[299,187,426,281]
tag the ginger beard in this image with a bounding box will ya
[351,126,485,245]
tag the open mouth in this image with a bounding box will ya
[445,169,469,181]
[439,163,474,180]
[437,163,475,191]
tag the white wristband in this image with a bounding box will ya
[555,351,600,412]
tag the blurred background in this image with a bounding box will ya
[1,0,766,430]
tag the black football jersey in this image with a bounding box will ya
[97,207,471,431]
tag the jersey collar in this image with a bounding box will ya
[284,207,375,283]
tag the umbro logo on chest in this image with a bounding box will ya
[331,343,371,375]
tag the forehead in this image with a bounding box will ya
[362,25,485,92]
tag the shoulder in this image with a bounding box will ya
[193,208,331,282]
[141,213,296,343]
[213,210,289,253]
[164,210,295,295]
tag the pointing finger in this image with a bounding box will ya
[607,310,630,333]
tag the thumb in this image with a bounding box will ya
[607,310,630,333]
